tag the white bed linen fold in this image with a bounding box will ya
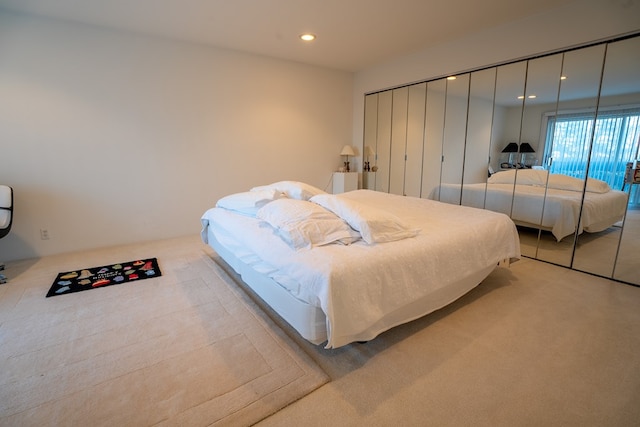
[202,190,520,348]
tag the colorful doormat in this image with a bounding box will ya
[46,258,161,298]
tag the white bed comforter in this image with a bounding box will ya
[434,183,628,241]
[201,190,520,348]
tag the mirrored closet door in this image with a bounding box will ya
[362,33,640,285]
[505,56,566,262]
[485,61,527,222]
[559,43,615,276]
[363,93,378,190]
[461,68,495,209]
[524,49,599,267]
[440,73,470,205]
[421,78,447,200]
[404,83,427,197]
[594,36,640,285]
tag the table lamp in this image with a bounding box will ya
[340,145,356,172]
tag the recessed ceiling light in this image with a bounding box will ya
[447,76,457,80]
[528,95,536,99]
[300,34,316,41]
[560,75,567,80]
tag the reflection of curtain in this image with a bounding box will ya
[543,106,640,193]
[629,183,640,207]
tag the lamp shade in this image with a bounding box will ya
[364,146,375,157]
[519,142,535,153]
[340,145,356,156]
[502,142,519,153]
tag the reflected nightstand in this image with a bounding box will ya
[333,172,357,194]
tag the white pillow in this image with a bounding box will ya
[586,177,611,193]
[250,181,326,201]
[487,169,548,186]
[310,194,419,244]
[256,198,360,250]
[216,189,283,216]
[547,174,611,193]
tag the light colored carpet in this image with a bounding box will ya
[3,235,639,426]
[517,208,640,284]
[254,257,640,426]
[0,236,328,426]
[613,208,640,284]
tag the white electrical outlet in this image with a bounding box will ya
[40,229,50,240]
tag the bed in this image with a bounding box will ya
[431,169,628,242]
[201,182,520,349]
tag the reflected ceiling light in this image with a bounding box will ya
[560,75,567,80]
[299,33,316,41]
[447,76,457,80]
[517,95,537,99]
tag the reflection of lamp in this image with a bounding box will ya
[340,145,356,172]
[364,146,375,171]
[519,142,535,166]
[501,142,519,167]
[519,142,535,153]
[502,142,519,153]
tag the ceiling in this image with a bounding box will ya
[0,0,575,72]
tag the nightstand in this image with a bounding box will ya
[333,172,358,194]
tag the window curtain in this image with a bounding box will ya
[543,107,640,204]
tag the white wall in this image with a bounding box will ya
[0,12,353,262]
[352,0,640,164]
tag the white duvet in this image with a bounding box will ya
[201,190,520,348]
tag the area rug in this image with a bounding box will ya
[1,236,328,426]
[46,258,161,297]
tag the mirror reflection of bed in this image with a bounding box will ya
[437,173,638,278]
[363,34,640,285]
[435,168,629,268]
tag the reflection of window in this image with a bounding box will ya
[542,106,640,197]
